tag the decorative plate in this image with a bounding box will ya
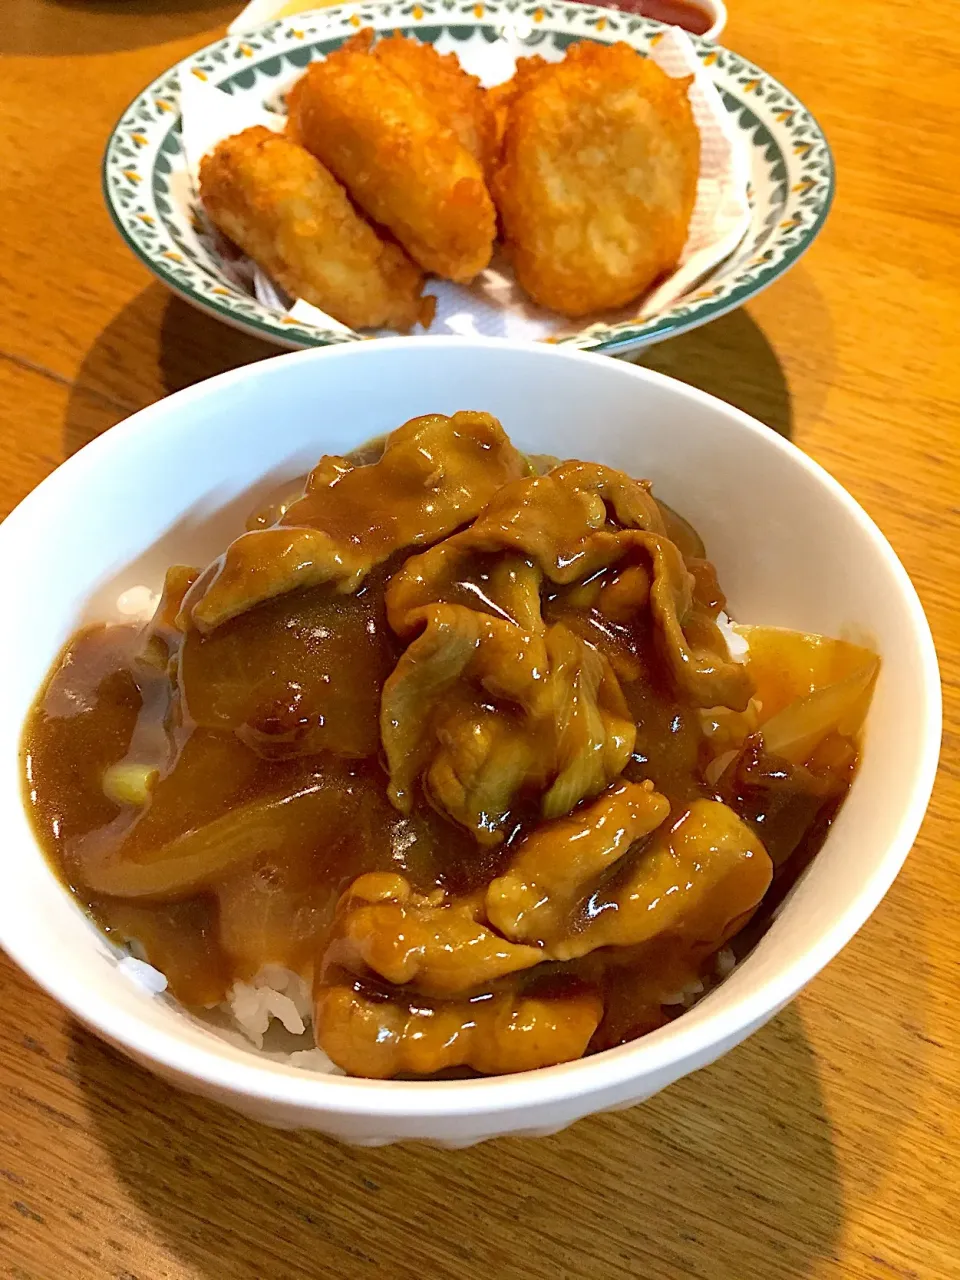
[102,1,834,355]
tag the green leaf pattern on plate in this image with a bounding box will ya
[102,0,833,353]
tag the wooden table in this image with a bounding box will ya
[2,2,958,1276]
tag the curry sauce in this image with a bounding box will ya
[21,413,876,1077]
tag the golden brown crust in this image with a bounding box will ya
[287,34,496,282]
[198,125,430,331]
[487,54,548,168]
[492,42,700,316]
[373,33,499,179]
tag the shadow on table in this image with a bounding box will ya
[62,288,278,458]
[2,0,238,57]
[63,286,791,461]
[70,1005,842,1280]
[636,307,794,439]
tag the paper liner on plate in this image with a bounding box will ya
[177,24,750,343]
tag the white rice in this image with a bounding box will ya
[716,610,749,660]
[216,967,341,1071]
[223,964,311,1047]
[661,947,736,1008]
[661,977,704,1007]
[714,946,737,978]
[117,954,169,995]
[116,584,161,621]
[113,950,340,1072]
[116,948,738,1071]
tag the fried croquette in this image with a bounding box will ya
[487,55,547,165]
[199,127,432,333]
[492,43,700,317]
[288,33,496,283]
[373,33,498,179]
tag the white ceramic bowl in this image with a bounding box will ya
[0,338,939,1146]
[699,0,727,41]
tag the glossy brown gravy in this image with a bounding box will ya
[21,413,873,1078]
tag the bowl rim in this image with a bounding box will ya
[0,336,941,1119]
[700,0,728,42]
[229,0,727,43]
[100,0,835,357]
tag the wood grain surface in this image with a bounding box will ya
[1,2,958,1277]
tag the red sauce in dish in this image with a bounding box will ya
[598,0,715,36]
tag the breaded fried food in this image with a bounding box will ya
[373,33,498,178]
[487,55,547,165]
[199,127,432,333]
[493,42,700,317]
[288,32,496,283]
